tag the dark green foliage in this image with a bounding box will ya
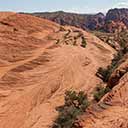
[81,37,87,48]
[53,90,89,128]
[119,38,128,54]
[64,30,71,38]
[60,26,66,31]
[96,30,128,82]
[96,68,107,82]
[96,50,125,82]
[96,65,116,82]
[95,30,128,83]
[93,85,111,102]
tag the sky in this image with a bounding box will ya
[0,0,128,14]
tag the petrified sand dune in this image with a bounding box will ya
[0,13,115,128]
[80,55,128,128]
[81,74,128,128]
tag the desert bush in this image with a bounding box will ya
[64,30,71,38]
[93,85,111,102]
[59,26,66,31]
[96,50,124,82]
[96,67,109,82]
[81,37,87,48]
[53,90,89,128]
[119,39,128,54]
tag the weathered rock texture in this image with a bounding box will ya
[28,8,128,33]
[0,12,115,128]
[80,54,128,128]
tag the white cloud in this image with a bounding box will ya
[64,6,89,14]
[64,6,106,14]
[114,1,128,8]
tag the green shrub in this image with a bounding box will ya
[81,37,87,48]
[96,50,124,82]
[64,30,71,38]
[59,26,66,31]
[93,85,111,102]
[53,90,89,128]
[96,67,109,82]
[120,38,128,54]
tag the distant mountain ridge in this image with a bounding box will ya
[26,8,128,33]
[30,11,105,31]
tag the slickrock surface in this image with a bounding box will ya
[80,55,128,128]
[0,13,115,128]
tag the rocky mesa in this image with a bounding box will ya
[29,8,128,33]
